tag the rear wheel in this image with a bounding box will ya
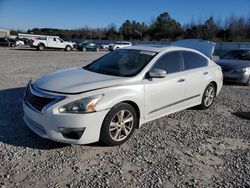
[37,44,45,51]
[100,103,138,146]
[10,43,16,47]
[199,83,216,109]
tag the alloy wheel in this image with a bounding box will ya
[204,86,215,107]
[109,110,134,141]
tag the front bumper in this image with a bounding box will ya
[23,101,109,145]
[223,71,250,84]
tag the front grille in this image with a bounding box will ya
[25,86,56,111]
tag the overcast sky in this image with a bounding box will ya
[0,0,250,30]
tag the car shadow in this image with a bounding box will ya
[0,87,68,150]
[10,47,79,52]
[223,81,244,86]
[232,111,250,120]
[9,47,38,51]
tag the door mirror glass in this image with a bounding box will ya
[149,69,167,78]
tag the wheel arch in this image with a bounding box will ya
[38,42,45,46]
[120,100,141,128]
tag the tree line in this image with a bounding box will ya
[12,12,250,42]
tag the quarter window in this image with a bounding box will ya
[152,52,181,74]
[182,51,208,70]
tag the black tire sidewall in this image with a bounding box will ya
[100,103,138,146]
[65,45,71,51]
[38,44,45,51]
[246,77,250,86]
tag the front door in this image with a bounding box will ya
[143,51,185,121]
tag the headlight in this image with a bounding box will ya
[58,94,104,113]
[235,67,250,73]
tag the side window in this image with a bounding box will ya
[182,51,208,70]
[153,52,181,74]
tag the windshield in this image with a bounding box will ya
[222,50,250,61]
[84,49,157,77]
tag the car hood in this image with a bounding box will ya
[34,67,126,94]
[216,59,250,69]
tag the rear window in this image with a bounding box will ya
[182,51,208,70]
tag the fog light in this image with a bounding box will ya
[59,127,85,140]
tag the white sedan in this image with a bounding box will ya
[23,43,223,146]
[16,40,25,46]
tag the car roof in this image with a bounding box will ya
[125,45,198,53]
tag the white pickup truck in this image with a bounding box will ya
[30,36,74,51]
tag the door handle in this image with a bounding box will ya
[178,78,185,83]
[203,72,208,75]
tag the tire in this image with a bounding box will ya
[244,77,250,86]
[65,45,72,51]
[100,103,138,146]
[198,83,216,110]
[37,44,45,51]
[10,43,16,47]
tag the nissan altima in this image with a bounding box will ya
[216,49,250,86]
[23,44,223,146]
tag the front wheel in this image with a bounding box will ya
[244,77,250,86]
[65,45,72,51]
[198,83,216,110]
[100,103,138,146]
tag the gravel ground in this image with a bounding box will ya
[0,47,249,188]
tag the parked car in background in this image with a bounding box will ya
[76,41,99,51]
[0,38,16,47]
[15,39,25,46]
[216,49,250,86]
[100,43,109,50]
[30,36,74,51]
[23,38,31,45]
[23,41,222,146]
[108,41,132,51]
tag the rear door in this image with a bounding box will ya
[181,51,210,106]
[144,51,186,120]
[47,37,56,48]
[48,37,64,48]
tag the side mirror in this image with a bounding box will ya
[148,68,167,78]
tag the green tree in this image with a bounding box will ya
[149,12,183,40]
